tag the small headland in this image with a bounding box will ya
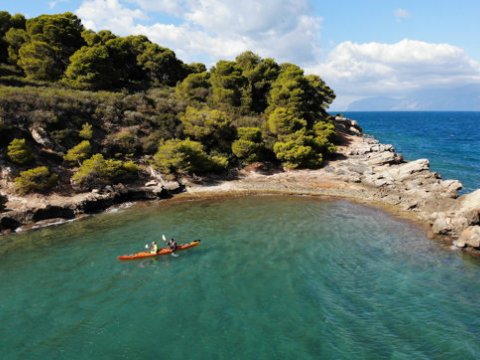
[1,116,479,255]
[182,116,480,255]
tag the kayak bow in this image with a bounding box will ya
[118,240,201,261]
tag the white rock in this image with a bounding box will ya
[431,213,452,235]
[30,126,54,148]
[366,152,397,165]
[458,226,480,248]
[453,240,466,248]
[387,159,430,182]
[456,189,480,213]
[349,126,362,135]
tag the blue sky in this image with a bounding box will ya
[317,1,480,58]
[2,0,480,109]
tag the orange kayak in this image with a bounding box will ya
[118,240,201,261]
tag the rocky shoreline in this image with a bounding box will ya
[0,175,184,233]
[1,116,479,254]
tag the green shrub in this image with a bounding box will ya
[313,121,336,141]
[312,121,337,154]
[71,153,139,188]
[273,131,323,169]
[122,160,140,172]
[79,122,93,140]
[210,154,229,170]
[175,72,211,103]
[105,128,138,157]
[7,138,32,164]
[313,135,336,155]
[153,139,227,175]
[232,139,263,163]
[64,140,91,164]
[237,127,262,142]
[14,166,58,194]
[273,140,321,169]
[267,107,306,136]
[231,126,264,163]
[180,106,235,151]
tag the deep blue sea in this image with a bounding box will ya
[343,112,480,193]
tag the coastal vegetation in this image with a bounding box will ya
[0,10,336,194]
[14,166,58,194]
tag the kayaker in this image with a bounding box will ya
[150,241,158,254]
[168,238,178,252]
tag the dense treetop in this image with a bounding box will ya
[0,11,337,194]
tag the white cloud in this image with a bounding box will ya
[252,15,322,64]
[76,0,145,32]
[49,0,71,9]
[184,0,310,36]
[130,0,185,16]
[309,39,480,109]
[76,0,321,64]
[394,8,410,20]
[135,23,249,61]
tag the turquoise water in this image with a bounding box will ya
[344,111,480,193]
[1,196,479,359]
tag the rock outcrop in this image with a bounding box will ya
[431,189,480,250]
[335,116,363,135]
[0,179,183,233]
[326,135,463,215]
[30,126,56,149]
[457,226,480,249]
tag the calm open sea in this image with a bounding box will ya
[344,111,480,193]
[1,197,479,359]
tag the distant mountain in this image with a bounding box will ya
[346,84,480,111]
[345,97,403,111]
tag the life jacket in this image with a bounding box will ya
[151,244,158,253]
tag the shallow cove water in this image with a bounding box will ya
[1,196,479,359]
